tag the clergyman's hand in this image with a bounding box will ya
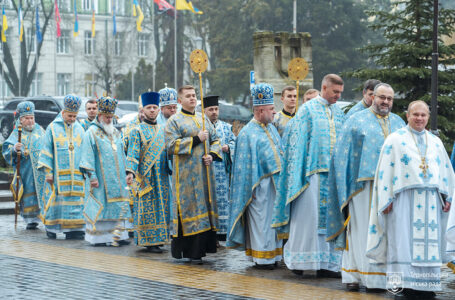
[45,175,54,185]
[443,201,451,212]
[90,179,99,188]
[14,143,23,152]
[197,130,209,142]
[383,202,393,214]
[221,145,229,153]
[126,173,134,186]
[202,154,213,166]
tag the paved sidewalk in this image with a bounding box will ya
[0,215,454,299]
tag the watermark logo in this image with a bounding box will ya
[386,272,404,295]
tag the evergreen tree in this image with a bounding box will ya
[347,0,455,148]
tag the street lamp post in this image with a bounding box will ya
[430,0,439,134]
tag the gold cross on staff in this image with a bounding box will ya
[419,157,429,178]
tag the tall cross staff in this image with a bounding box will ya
[288,57,309,112]
[14,125,23,228]
[189,49,213,207]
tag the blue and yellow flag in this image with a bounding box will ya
[176,0,203,14]
[18,6,24,42]
[73,1,79,37]
[1,7,7,42]
[133,0,144,32]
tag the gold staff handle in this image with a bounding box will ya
[189,49,214,216]
[288,58,309,113]
[14,125,23,228]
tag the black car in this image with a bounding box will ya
[0,96,63,139]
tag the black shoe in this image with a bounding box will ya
[128,231,134,238]
[92,243,107,247]
[192,258,203,265]
[118,240,131,246]
[317,269,341,278]
[346,283,360,291]
[253,263,275,270]
[365,288,385,293]
[46,231,56,239]
[291,269,303,276]
[145,246,163,253]
[26,222,38,230]
[65,231,85,240]
[413,290,436,299]
[393,289,415,299]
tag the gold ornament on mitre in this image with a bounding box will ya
[288,58,309,81]
[190,49,208,73]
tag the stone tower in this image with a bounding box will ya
[253,31,313,110]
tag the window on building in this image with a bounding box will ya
[29,73,43,96]
[114,32,123,56]
[137,33,150,57]
[82,0,98,12]
[26,28,36,54]
[109,0,125,15]
[57,30,70,54]
[84,74,95,97]
[57,73,71,96]
[57,0,71,12]
[84,31,95,55]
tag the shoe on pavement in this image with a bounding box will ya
[46,231,57,239]
[65,231,85,240]
[26,222,38,230]
[118,240,131,246]
[192,258,203,265]
[291,269,303,276]
[145,246,163,253]
[346,283,360,292]
[317,269,341,278]
[254,263,275,270]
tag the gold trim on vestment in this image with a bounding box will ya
[41,150,53,158]
[59,180,84,186]
[341,268,386,276]
[23,205,40,213]
[245,248,283,259]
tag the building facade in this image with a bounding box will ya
[0,0,155,100]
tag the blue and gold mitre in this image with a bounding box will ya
[251,83,274,106]
[63,94,82,113]
[141,92,160,107]
[16,101,35,118]
[97,96,118,115]
[159,88,178,107]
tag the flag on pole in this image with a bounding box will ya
[154,0,175,17]
[36,6,43,43]
[91,7,95,37]
[176,0,202,14]
[1,7,8,42]
[133,0,144,32]
[55,0,61,37]
[112,2,117,36]
[18,6,24,42]
[73,0,79,37]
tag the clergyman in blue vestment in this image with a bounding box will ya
[327,83,405,290]
[2,101,45,229]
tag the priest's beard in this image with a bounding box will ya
[101,121,115,136]
[23,124,34,131]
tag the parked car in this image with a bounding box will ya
[117,101,139,113]
[0,96,64,139]
[196,101,253,123]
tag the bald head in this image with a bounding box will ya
[407,100,429,132]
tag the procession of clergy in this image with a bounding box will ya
[5,73,455,298]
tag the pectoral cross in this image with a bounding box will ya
[420,157,429,178]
